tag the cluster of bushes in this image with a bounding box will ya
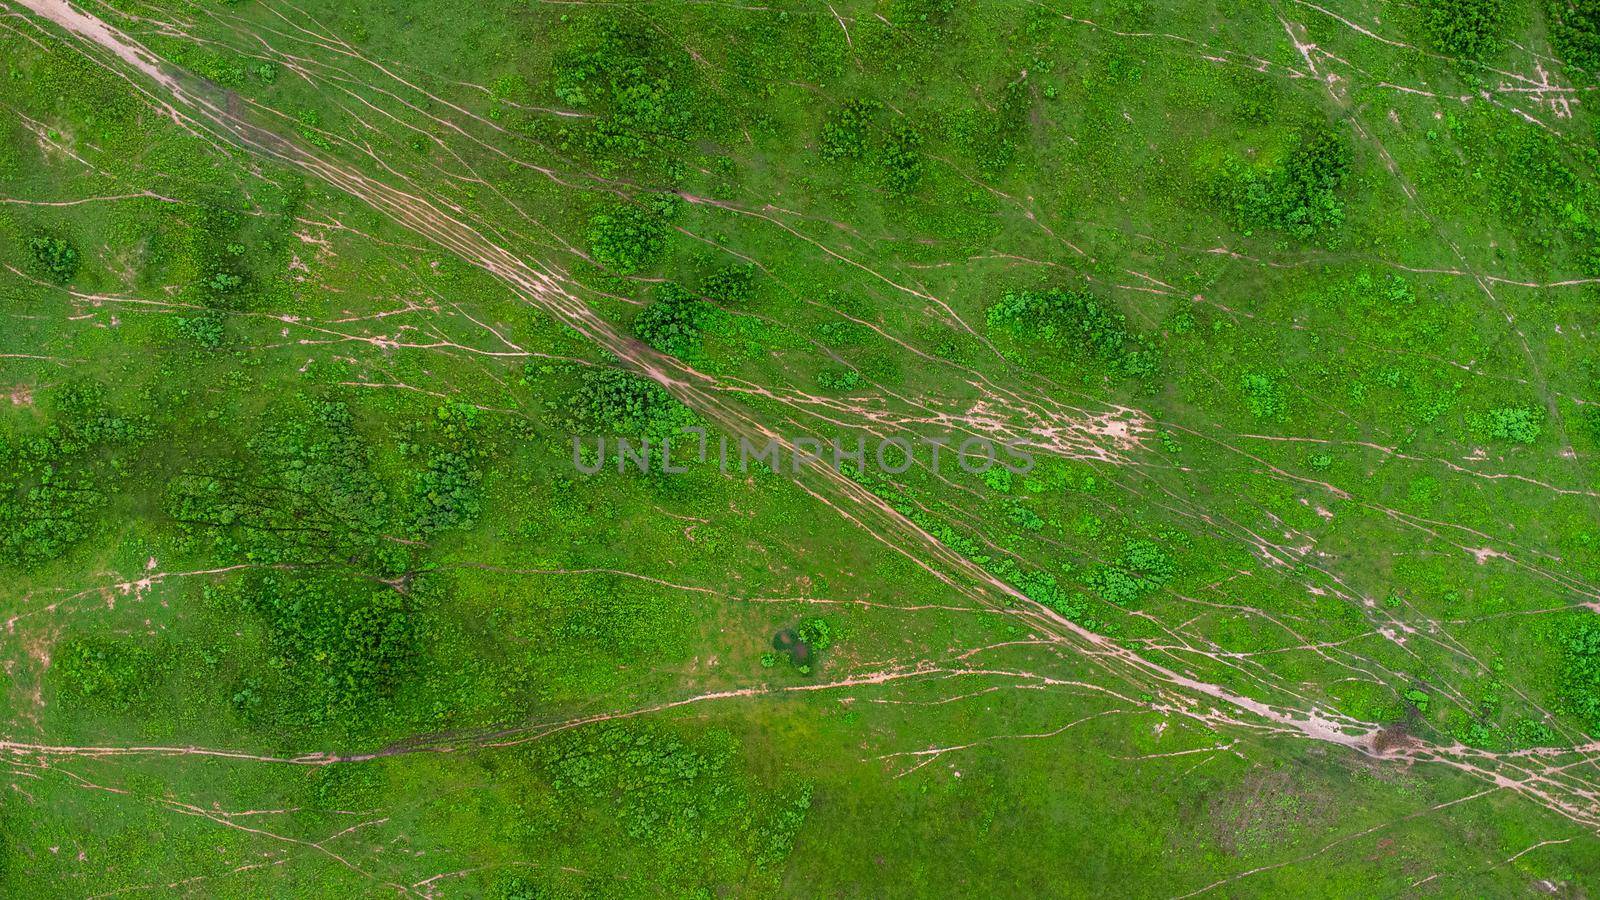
[174,308,227,350]
[243,572,421,722]
[1468,404,1544,443]
[1545,0,1600,70]
[699,263,756,304]
[764,617,835,674]
[166,400,398,569]
[161,396,514,728]
[1451,105,1600,279]
[191,202,256,308]
[945,78,1031,177]
[0,382,150,567]
[587,195,679,275]
[633,282,724,360]
[22,44,139,141]
[846,467,1127,634]
[171,397,502,563]
[817,368,862,392]
[1558,616,1600,729]
[1228,68,1280,126]
[570,366,699,441]
[407,404,487,538]
[1086,539,1177,606]
[1210,126,1350,242]
[548,16,721,174]
[985,286,1158,378]
[27,234,80,284]
[858,0,960,69]
[819,100,926,195]
[1417,0,1513,61]
[533,725,813,889]
[54,638,163,709]
[1240,371,1289,422]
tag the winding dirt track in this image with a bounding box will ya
[9,0,1600,842]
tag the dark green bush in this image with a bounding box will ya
[634,283,717,359]
[1211,126,1350,242]
[572,366,698,439]
[700,263,756,304]
[1546,0,1600,70]
[1418,0,1511,60]
[587,200,671,274]
[986,287,1158,378]
[55,639,162,708]
[28,234,80,284]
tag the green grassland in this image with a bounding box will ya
[4,0,1600,895]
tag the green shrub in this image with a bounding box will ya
[412,450,483,536]
[820,100,880,161]
[0,382,150,567]
[700,263,756,304]
[246,573,419,718]
[796,616,834,651]
[1241,372,1288,421]
[817,369,862,392]
[878,121,924,194]
[1559,617,1600,728]
[1086,539,1175,606]
[175,309,226,349]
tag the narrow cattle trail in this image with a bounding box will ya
[9,0,1600,844]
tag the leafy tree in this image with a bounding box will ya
[1403,687,1431,712]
